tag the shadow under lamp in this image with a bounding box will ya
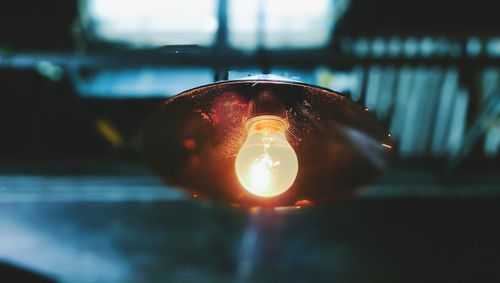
[140,75,391,208]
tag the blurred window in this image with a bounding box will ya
[228,0,342,50]
[81,0,348,50]
[82,0,218,47]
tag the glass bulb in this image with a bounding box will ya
[235,115,298,197]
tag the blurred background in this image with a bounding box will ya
[1,0,500,282]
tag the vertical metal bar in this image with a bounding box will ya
[214,0,229,81]
[256,0,270,74]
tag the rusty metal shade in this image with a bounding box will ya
[140,77,391,208]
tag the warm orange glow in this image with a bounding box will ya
[235,115,298,197]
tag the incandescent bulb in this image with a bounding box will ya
[235,115,298,197]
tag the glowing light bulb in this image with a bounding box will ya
[235,115,298,197]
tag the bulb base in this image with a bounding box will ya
[245,115,289,133]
